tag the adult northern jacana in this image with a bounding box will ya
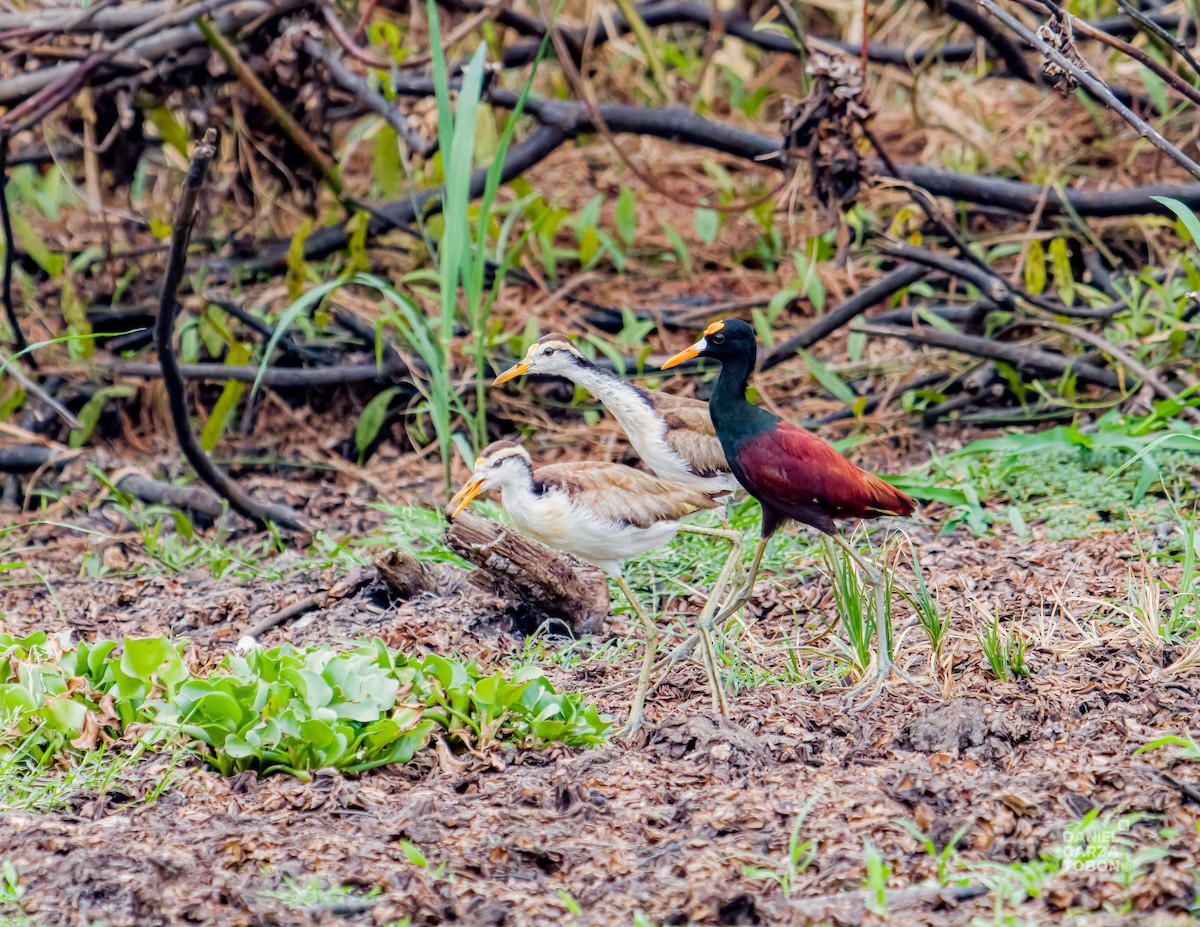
[661,319,916,704]
[492,334,741,514]
[446,440,743,733]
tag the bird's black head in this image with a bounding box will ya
[660,318,757,370]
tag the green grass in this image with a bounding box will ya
[0,744,181,814]
[259,875,382,912]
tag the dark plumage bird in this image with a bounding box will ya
[662,318,916,702]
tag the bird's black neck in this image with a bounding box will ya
[710,349,755,418]
[709,348,776,445]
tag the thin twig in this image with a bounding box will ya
[1114,0,1200,79]
[0,350,80,427]
[196,17,341,195]
[304,37,435,157]
[978,0,1200,180]
[1019,316,1200,424]
[0,134,29,359]
[856,321,1123,388]
[155,128,305,532]
[1013,0,1200,109]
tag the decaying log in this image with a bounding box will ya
[444,511,610,636]
[375,550,467,600]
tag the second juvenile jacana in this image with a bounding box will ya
[662,319,917,704]
[446,440,744,733]
[492,334,741,516]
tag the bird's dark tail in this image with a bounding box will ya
[861,472,917,518]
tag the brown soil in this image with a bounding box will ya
[3,513,1199,927]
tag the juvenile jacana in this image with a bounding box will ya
[661,319,916,704]
[446,440,743,733]
[492,334,741,516]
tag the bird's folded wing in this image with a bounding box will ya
[739,423,915,518]
[651,394,730,478]
[534,461,721,528]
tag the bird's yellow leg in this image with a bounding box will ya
[831,533,914,710]
[712,536,769,624]
[689,530,745,716]
[656,525,743,707]
[616,574,659,737]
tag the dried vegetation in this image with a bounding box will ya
[1,0,1200,923]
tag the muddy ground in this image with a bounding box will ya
[3,498,1199,927]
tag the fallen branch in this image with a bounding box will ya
[107,358,404,387]
[760,265,930,371]
[0,138,29,359]
[0,444,225,519]
[856,322,1123,388]
[155,128,305,532]
[240,568,371,643]
[978,0,1200,180]
[444,511,610,636]
[1019,317,1200,424]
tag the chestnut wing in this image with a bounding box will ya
[736,422,915,520]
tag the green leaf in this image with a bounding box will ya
[694,208,720,245]
[355,387,400,463]
[1048,238,1074,305]
[372,124,403,199]
[345,211,371,276]
[200,343,252,451]
[796,350,856,405]
[1024,238,1046,295]
[42,696,86,733]
[68,385,135,449]
[1140,66,1169,120]
[1152,195,1200,248]
[145,105,190,158]
[60,276,93,360]
[10,211,64,277]
[616,186,637,246]
[285,218,313,302]
[120,636,175,683]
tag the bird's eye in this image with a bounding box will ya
[543,348,555,356]
[710,333,725,344]
[491,459,503,469]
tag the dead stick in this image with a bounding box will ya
[760,265,929,372]
[155,128,305,531]
[1020,317,1200,424]
[977,0,1200,180]
[856,322,1123,388]
[196,17,342,196]
[0,136,29,359]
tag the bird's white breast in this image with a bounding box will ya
[501,483,680,575]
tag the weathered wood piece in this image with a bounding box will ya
[443,511,610,635]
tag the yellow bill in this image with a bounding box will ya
[492,361,531,386]
[661,339,705,369]
[446,476,485,518]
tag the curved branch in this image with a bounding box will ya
[156,128,304,531]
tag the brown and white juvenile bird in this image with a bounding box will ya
[492,334,741,515]
[446,439,742,733]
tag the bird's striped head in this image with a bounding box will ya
[446,440,533,518]
[492,333,587,385]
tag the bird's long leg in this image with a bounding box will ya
[831,533,911,710]
[676,524,742,713]
[673,525,744,715]
[643,533,767,701]
[617,574,659,737]
[713,536,770,623]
